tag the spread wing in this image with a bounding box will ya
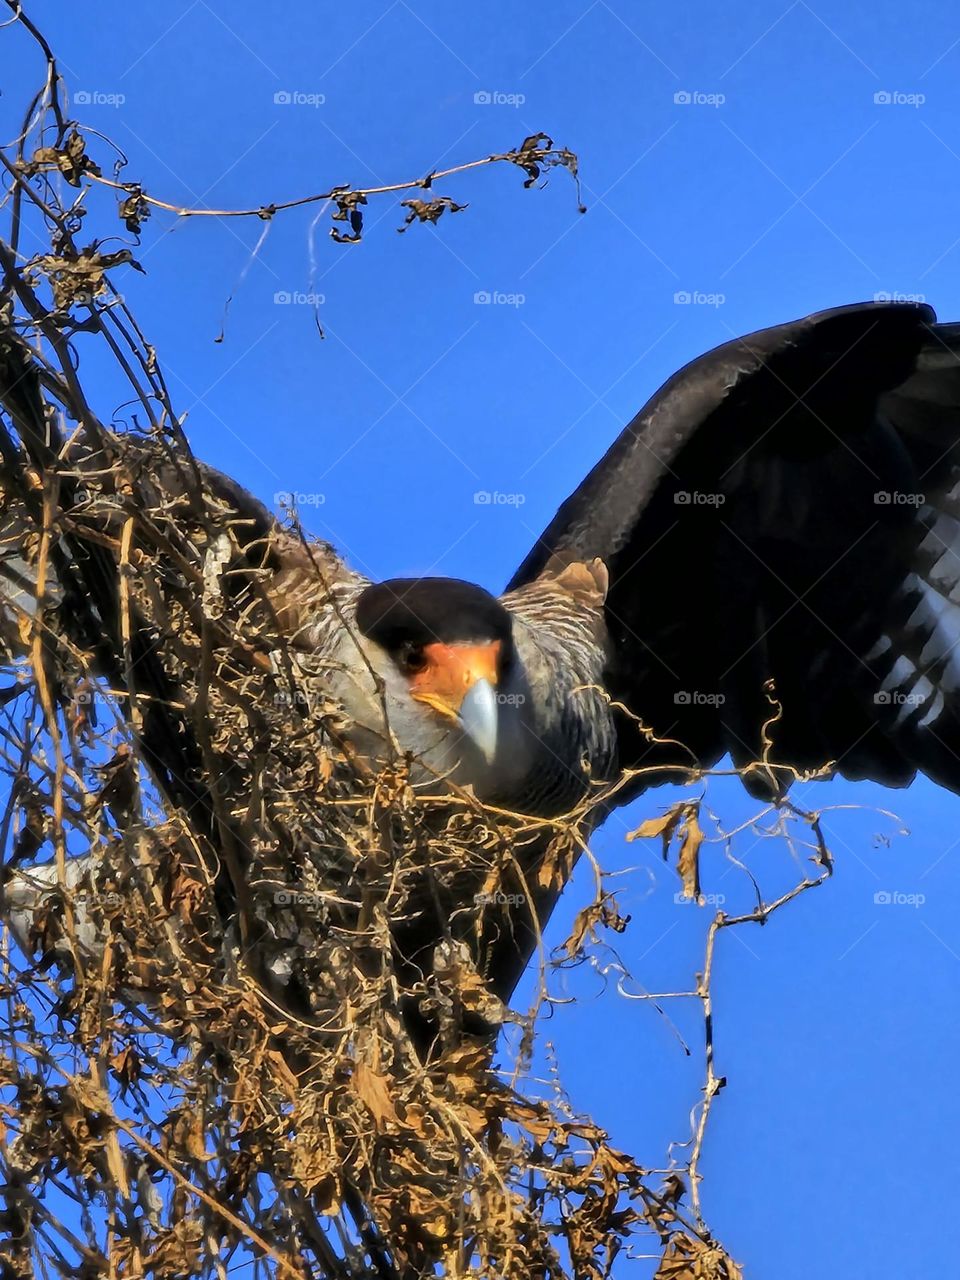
[509,301,960,799]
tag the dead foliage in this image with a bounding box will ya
[0,6,854,1277]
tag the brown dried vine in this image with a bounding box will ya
[0,5,852,1278]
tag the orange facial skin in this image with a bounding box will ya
[408,640,501,721]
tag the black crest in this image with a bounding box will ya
[355,577,513,650]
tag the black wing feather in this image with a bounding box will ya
[509,301,960,799]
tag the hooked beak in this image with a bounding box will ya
[409,640,501,765]
[456,677,499,765]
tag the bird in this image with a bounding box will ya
[277,298,960,817]
[5,298,960,1008]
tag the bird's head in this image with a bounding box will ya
[353,577,515,771]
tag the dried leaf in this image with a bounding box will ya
[397,196,467,232]
[110,1045,141,1090]
[26,129,101,186]
[118,187,152,234]
[627,804,685,857]
[353,1060,399,1129]
[677,808,704,902]
[563,893,630,957]
[655,1232,743,1280]
[808,811,834,874]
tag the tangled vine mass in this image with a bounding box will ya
[0,5,846,1277]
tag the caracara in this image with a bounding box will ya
[5,299,960,1007]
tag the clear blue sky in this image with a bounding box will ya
[6,2,960,1274]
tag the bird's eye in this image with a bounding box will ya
[398,644,426,674]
